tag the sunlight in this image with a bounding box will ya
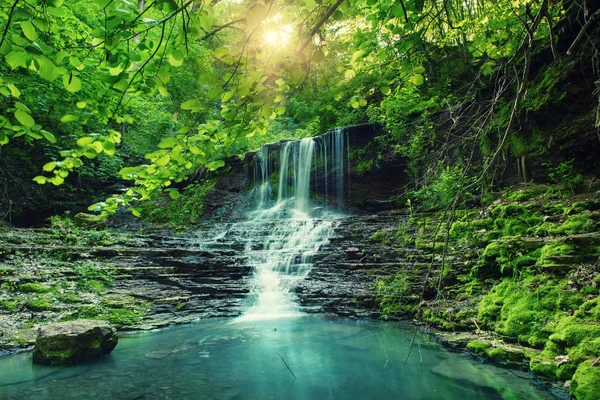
[263,24,292,46]
[262,13,292,47]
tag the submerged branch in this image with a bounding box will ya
[277,352,297,379]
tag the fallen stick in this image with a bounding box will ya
[277,352,297,379]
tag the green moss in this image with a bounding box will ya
[548,317,600,348]
[479,240,542,275]
[543,203,567,215]
[84,280,105,293]
[0,267,16,276]
[490,204,530,219]
[505,185,546,202]
[548,214,596,235]
[571,202,590,212]
[105,308,143,327]
[536,241,575,267]
[26,298,60,312]
[478,276,585,346]
[571,360,600,400]
[63,294,82,303]
[140,179,217,227]
[467,340,491,355]
[530,358,558,379]
[18,283,52,293]
[1,299,21,312]
[487,347,509,362]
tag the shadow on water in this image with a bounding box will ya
[0,315,555,400]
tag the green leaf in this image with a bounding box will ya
[36,56,63,82]
[41,130,57,143]
[63,74,82,93]
[7,83,20,97]
[206,160,225,171]
[14,110,34,127]
[33,176,47,184]
[181,99,201,110]
[113,79,129,92]
[15,102,30,112]
[167,50,184,67]
[222,91,234,102]
[43,161,57,172]
[5,51,29,69]
[130,208,141,217]
[189,146,202,155]
[157,68,170,84]
[51,176,64,186]
[61,114,78,123]
[102,140,116,155]
[214,47,229,59]
[77,136,95,147]
[381,86,391,95]
[155,154,170,166]
[119,166,141,177]
[20,20,38,41]
[47,7,66,17]
[158,137,178,148]
[169,189,180,200]
[76,101,87,109]
[261,106,273,119]
[83,147,98,159]
[410,74,424,85]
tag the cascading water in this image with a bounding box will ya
[238,129,350,320]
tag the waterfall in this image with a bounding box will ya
[238,128,350,321]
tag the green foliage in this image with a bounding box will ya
[74,262,114,290]
[375,270,412,317]
[411,164,473,211]
[521,59,572,113]
[544,159,584,195]
[140,179,216,226]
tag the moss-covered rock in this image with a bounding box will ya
[571,360,600,400]
[32,320,118,365]
[73,213,108,229]
[466,339,491,355]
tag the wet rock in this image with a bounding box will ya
[32,320,118,365]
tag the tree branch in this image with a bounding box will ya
[297,0,346,55]
[199,18,246,41]
[0,0,20,50]
[567,8,600,56]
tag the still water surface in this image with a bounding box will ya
[0,316,553,400]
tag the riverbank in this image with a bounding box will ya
[1,182,599,399]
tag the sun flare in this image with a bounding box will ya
[263,24,292,46]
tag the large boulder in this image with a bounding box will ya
[32,320,118,365]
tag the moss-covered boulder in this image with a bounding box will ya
[571,360,600,400]
[32,320,118,365]
[73,213,108,229]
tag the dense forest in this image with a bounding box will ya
[1,0,600,399]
